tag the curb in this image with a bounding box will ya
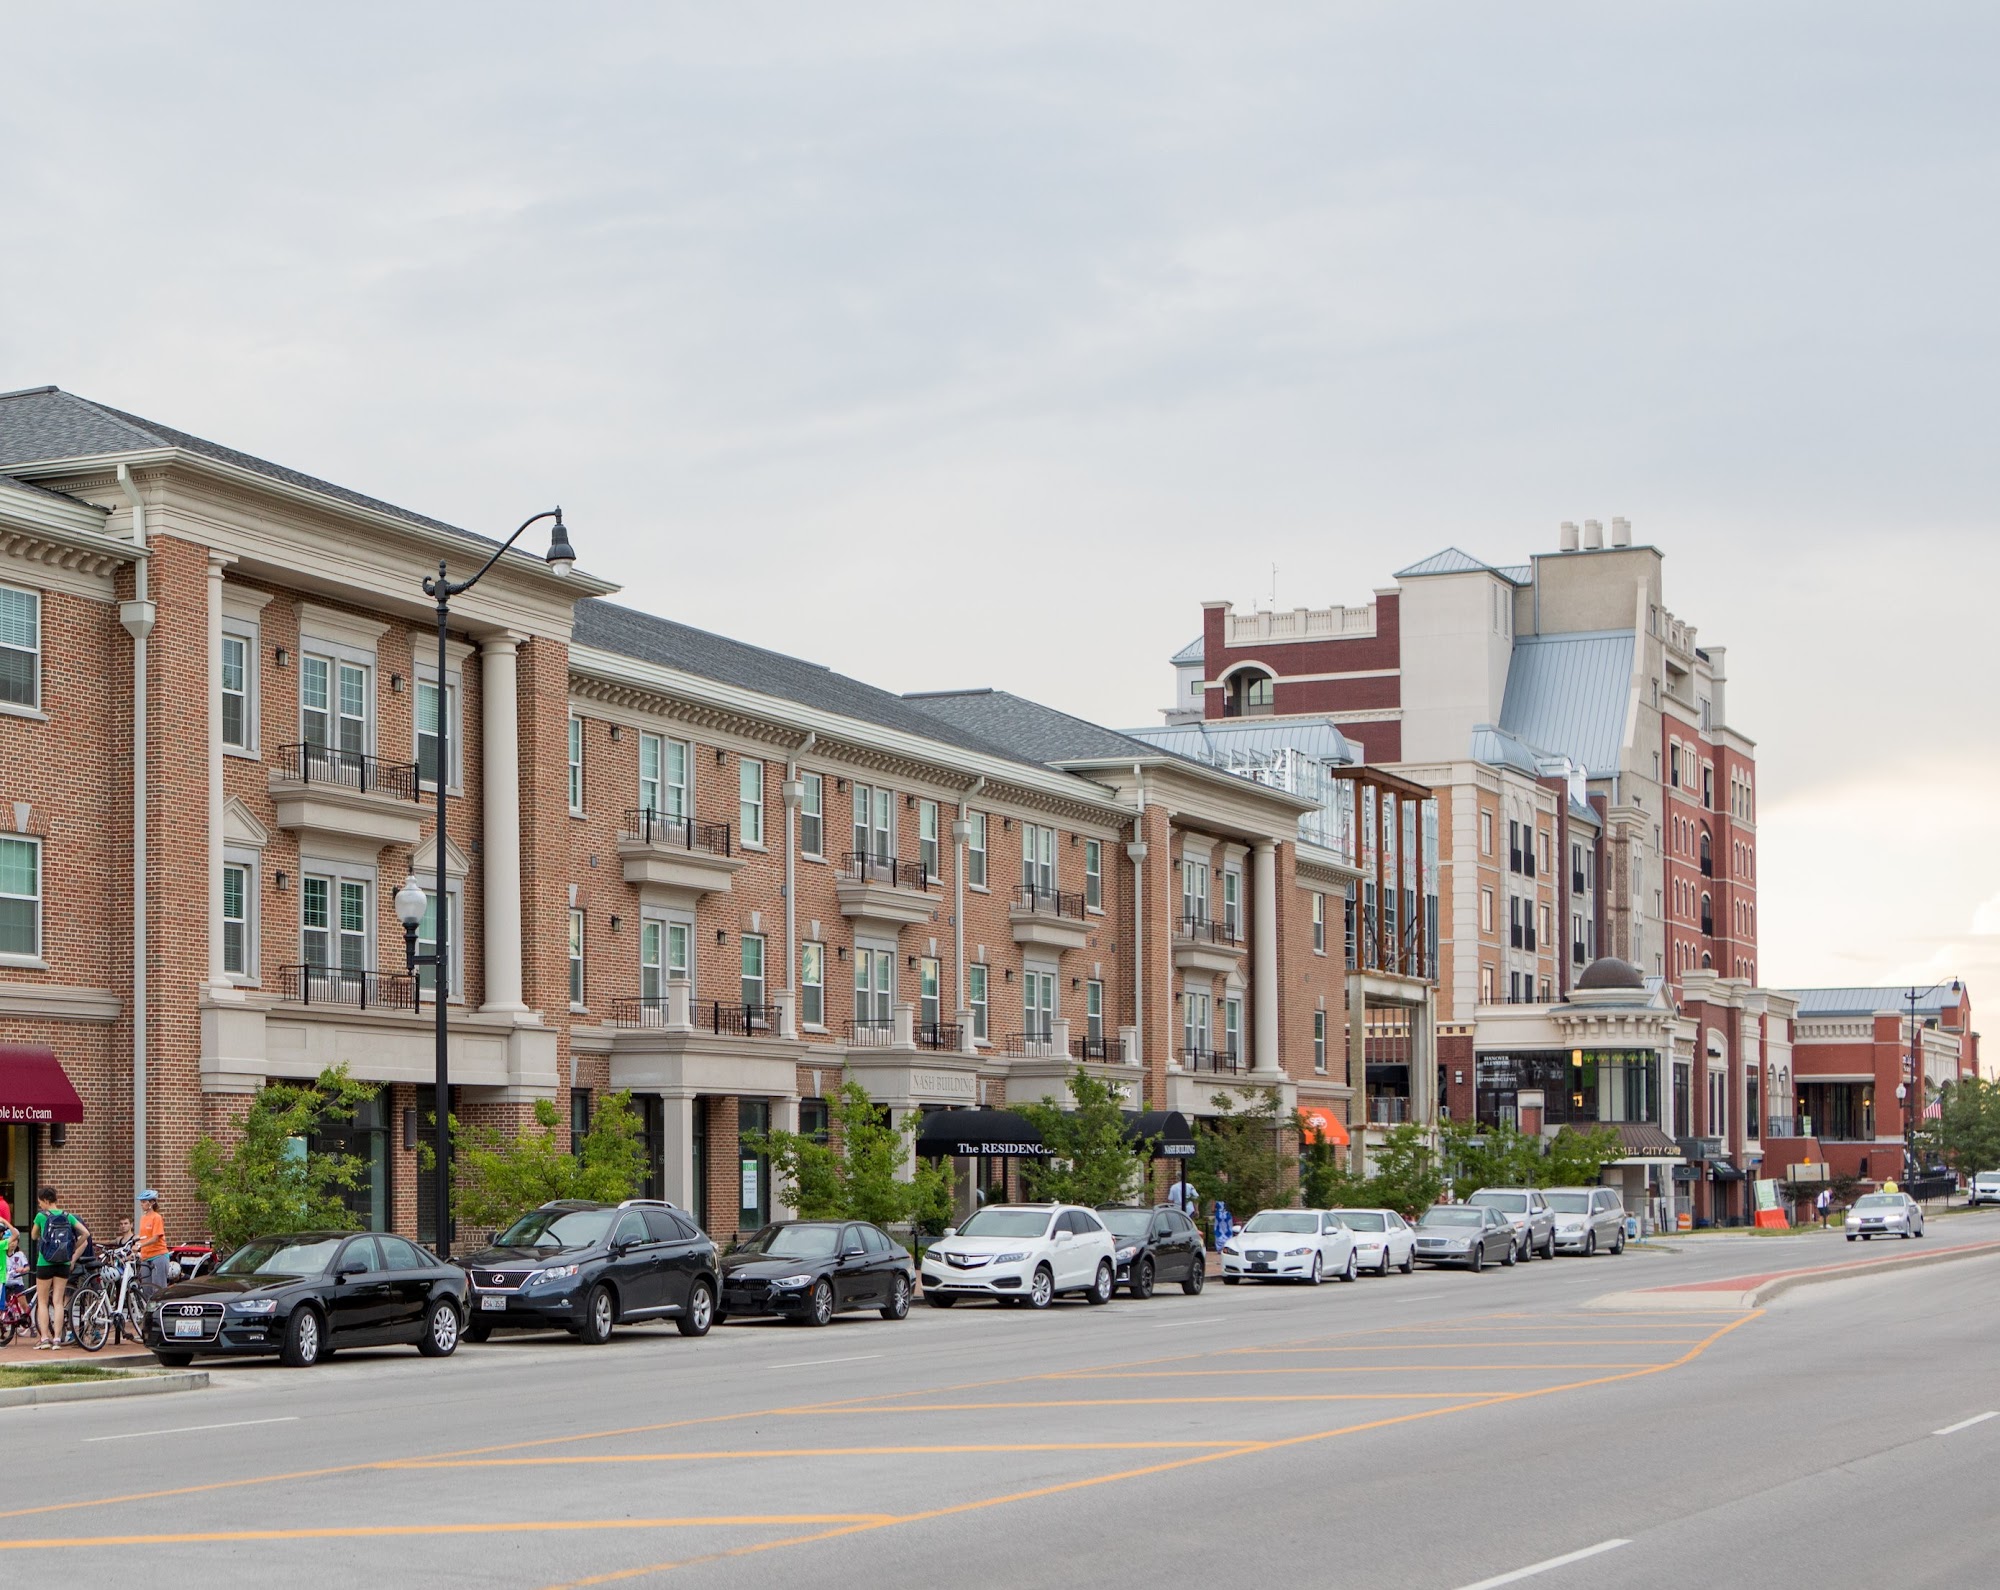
[0,1371,209,1409]
[1588,1238,2000,1312]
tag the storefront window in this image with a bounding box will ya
[738,1099,770,1231]
[311,1094,389,1232]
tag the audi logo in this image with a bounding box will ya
[172,1305,205,1317]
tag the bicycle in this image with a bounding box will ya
[69,1242,153,1353]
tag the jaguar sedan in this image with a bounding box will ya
[1412,1205,1517,1271]
[1219,1209,1357,1284]
[720,1221,915,1325]
[1847,1191,1925,1240]
[147,1231,467,1369]
[1329,1208,1417,1275]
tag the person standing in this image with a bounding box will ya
[1815,1186,1832,1229]
[31,1187,88,1350]
[136,1191,168,1291]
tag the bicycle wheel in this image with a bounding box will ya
[121,1286,150,1345]
[71,1284,112,1352]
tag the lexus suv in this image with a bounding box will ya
[459,1200,719,1343]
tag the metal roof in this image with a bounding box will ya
[1498,630,1636,777]
[1169,635,1205,666]
[1395,546,1528,584]
[1786,983,1964,1019]
[1125,718,1359,766]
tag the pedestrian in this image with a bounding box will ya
[1168,1177,1197,1218]
[1815,1187,1831,1228]
[31,1186,88,1350]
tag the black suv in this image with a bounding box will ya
[459,1200,718,1344]
[1096,1205,1206,1298]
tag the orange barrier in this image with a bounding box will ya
[1754,1209,1790,1230]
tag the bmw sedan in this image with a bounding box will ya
[719,1221,915,1325]
[1219,1209,1357,1285]
[1413,1205,1517,1271]
[1847,1192,1925,1241]
[146,1231,467,1369]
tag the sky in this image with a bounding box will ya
[2,3,1995,1002]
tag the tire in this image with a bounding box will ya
[1131,1257,1155,1300]
[418,1298,460,1357]
[1613,1230,1626,1255]
[805,1279,835,1327]
[1182,1256,1206,1295]
[1339,1249,1357,1283]
[153,1350,194,1369]
[1541,1231,1556,1261]
[1222,1276,1239,1286]
[1502,1241,1517,1268]
[1085,1260,1114,1305]
[926,1292,957,1309]
[677,1281,715,1337]
[1584,1231,1597,1258]
[70,1288,111,1353]
[279,1306,324,1368]
[1470,1243,1484,1273]
[1028,1265,1055,1310]
[881,1275,911,1321]
[1307,1253,1323,1287]
[1400,1247,1415,1275]
[464,1318,492,1344]
[578,1284,616,1345]
[1847,1234,1856,1242]
[1377,1248,1392,1277]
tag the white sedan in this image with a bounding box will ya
[1329,1208,1416,1276]
[1220,1209,1357,1284]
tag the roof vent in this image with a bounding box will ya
[1583,519,1604,549]
[1610,516,1631,547]
[1559,520,1579,552]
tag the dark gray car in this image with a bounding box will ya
[1412,1205,1517,1271]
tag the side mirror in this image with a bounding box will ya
[942,1227,957,1239]
[336,1266,366,1283]
[842,1245,864,1259]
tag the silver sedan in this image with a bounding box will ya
[1847,1192,1924,1241]
[1412,1205,1517,1271]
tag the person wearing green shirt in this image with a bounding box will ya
[31,1187,89,1350]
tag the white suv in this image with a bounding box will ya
[1969,1171,2000,1207]
[921,1204,1117,1310]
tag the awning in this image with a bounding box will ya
[1610,1122,1683,1160]
[1708,1159,1744,1181]
[1298,1106,1350,1148]
[0,1045,85,1124]
[1123,1110,1197,1159]
[913,1109,1046,1159]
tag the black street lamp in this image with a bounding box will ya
[397,508,576,1258]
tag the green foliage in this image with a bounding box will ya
[1932,1078,2000,1180]
[188,1067,378,1252]
[1188,1087,1294,1219]
[747,1081,953,1236]
[1016,1069,1142,1207]
[453,1091,650,1233]
[1298,1121,1443,1219]
[1440,1120,1623,1194]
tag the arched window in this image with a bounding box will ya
[1701,951,1713,969]
[1699,827,1712,877]
[1225,669,1275,718]
[1700,892,1713,937]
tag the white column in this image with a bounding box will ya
[1251,840,1281,1075]
[480,635,527,1013]
[206,554,230,988]
[769,1095,800,1220]
[659,1093,697,1209]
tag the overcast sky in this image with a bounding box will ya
[3,3,1995,1004]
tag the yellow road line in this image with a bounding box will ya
[386,1441,1264,1469]
[0,1515,898,1551]
[1043,1363,1665,1376]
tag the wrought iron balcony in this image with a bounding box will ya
[916,1021,964,1053]
[1071,1033,1114,1062]
[607,997,778,1033]
[276,743,421,803]
[280,964,419,1012]
[839,852,936,891]
[1181,1044,1241,1074]
[1174,914,1240,946]
[1002,1029,1063,1059]
[620,809,733,855]
[1014,885,1087,921]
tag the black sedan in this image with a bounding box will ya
[719,1221,915,1326]
[1096,1205,1207,1297]
[146,1231,467,1369]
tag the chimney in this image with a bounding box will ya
[1559,520,1579,552]
[1583,519,1604,549]
[1610,516,1631,547]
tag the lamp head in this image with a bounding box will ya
[545,508,576,579]
[394,876,429,929]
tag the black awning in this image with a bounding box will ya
[1709,1159,1744,1181]
[914,1109,1047,1159]
[1124,1110,1196,1159]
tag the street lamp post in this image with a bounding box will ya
[397,508,576,1259]
[1905,985,1920,1185]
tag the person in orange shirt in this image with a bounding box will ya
[136,1191,168,1292]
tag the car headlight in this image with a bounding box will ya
[227,1298,279,1315]
[1115,1244,1139,1260]
[1285,1246,1312,1256]
[527,1264,582,1286]
[992,1251,1028,1263]
[1220,1243,1241,1255]
[769,1274,815,1288]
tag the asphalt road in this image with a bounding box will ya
[4,1214,1999,1589]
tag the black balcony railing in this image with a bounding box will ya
[605,996,778,1032]
[621,809,732,855]
[1765,1115,1813,1139]
[1071,1033,1114,1062]
[1510,923,1524,949]
[846,1015,897,1045]
[839,852,936,891]
[281,964,419,1012]
[1014,885,1087,920]
[1181,1045,1240,1073]
[277,743,421,802]
[712,1001,778,1035]
[1175,913,1239,946]
[916,1021,963,1052]
[1002,1030,1062,1057]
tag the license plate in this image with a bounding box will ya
[1250,1262,1272,1272]
[480,1295,507,1312]
[171,1317,204,1338]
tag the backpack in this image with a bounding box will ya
[38,1210,76,1264]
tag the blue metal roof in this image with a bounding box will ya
[1396,547,1528,585]
[1169,635,1205,666]
[1498,630,1635,777]
[1786,983,1963,1019]
[1124,717,1359,766]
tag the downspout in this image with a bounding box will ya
[1129,765,1146,1087]
[783,732,816,1039]
[957,777,985,1031]
[117,465,156,1205]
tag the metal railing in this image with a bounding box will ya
[1174,913,1240,946]
[839,852,936,891]
[1765,1115,1814,1139]
[1013,885,1087,920]
[276,743,421,802]
[1002,1030,1062,1058]
[1071,1033,1114,1062]
[916,1022,963,1052]
[846,1016,897,1047]
[1181,1045,1241,1073]
[711,1001,778,1035]
[621,809,732,855]
[1367,1094,1412,1125]
[281,964,419,1012]
[607,997,778,1032]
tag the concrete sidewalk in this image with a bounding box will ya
[1590,1236,2000,1310]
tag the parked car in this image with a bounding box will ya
[921,1204,1116,1309]
[1328,1208,1416,1275]
[1219,1209,1357,1285]
[1544,1187,1627,1256]
[459,1199,718,1343]
[1413,1204,1517,1271]
[1097,1205,1206,1297]
[146,1230,467,1369]
[1466,1187,1556,1261]
[1847,1191,1924,1241]
[1969,1171,2000,1207]
[718,1220,914,1325]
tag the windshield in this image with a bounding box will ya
[1098,1210,1153,1238]
[1544,1193,1592,1214]
[1333,1211,1386,1231]
[1420,1208,1483,1229]
[1468,1191,1528,1213]
[1854,1194,1902,1209]
[735,1224,841,1258]
[1243,1211,1318,1234]
[957,1209,1053,1239]
[496,1208,616,1250]
[217,1237,341,1276]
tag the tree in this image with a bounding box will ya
[1016,1069,1142,1207]
[1932,1078,2000,1181]
[1440,1119,1623,1193]
[747,1081,953,1236]
[1298,1120,1442,1219]
[189,1067,379,1252]
[1187,1087,1294,1223]
[453,1091,650,1233]
[1541,1125,1625,1187]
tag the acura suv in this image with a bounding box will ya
[459,1200,719,1343]
[920,1204,1117,1309]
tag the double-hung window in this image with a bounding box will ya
[852,784,892,865]
[855,946,894,1025]
[415,676,456,788]
[640,918,690,1004]
[968,963,989,1040]
[1221,869,1241,941]
[1023,968,1056,1042]
[740,934,766,1011]
[1312,891,1326,954]
[1086,979,1104,1046]
[302,655,368,763]
[1183,989,1210,1061]
[222,861,253,978]
[1221,997,1241,1063]
[799,772,824,857]
[919,956,941,1027]
[1182,859,1210,927]
[966,811,988,888]
[220,631,250,750]
[739,758,765,846]
[0,835,41,959]
[1021,823,1055,898]
[302,872,369,972]
[567,716,584,811]
[1313,1010,1327,1073]
[415,886,461,999]
[800,941,825,1027]
[1084,839,1102,910]
[569,909,586,1006]
[919,800,940,882]
[638,734,664,819]
[0,585,37,710]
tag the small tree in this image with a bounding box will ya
[748,1081,953,1236]
[1298,1120,1442,1219]
[1188,1087,1294,1222]
[1933,1078,2000,1181]
[189,1067,379,1252]
[1541,1125,1625,1188]
[1017,1069,1142,1207]
[453,1091,650,1233]
[1440,1119,1621,1193]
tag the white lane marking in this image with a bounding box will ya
[1455,1539,1631,1590]
[770,1354,883,1370]
[1934,1411,2000,1436]
[85,1416,299,1444]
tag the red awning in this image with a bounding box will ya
[0,1046,85,1124]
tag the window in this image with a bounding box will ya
[569,909,585,1006]
[641,918,689,1003]
[1539,903,1551,948]
[739,758,765,847]
[799,1097,830,1142]
[799,772,823,857]
[415,676,456,788]
[1480,888,1494,933]
[641,734,688,820]
[220,631,251,750]
[1669,743,1682,787]
[1538,832,1550,875]
[1183,988,1211,1060]
[919,956,941,1027]
[1311,891,1326,954]
[800,941,825,1027]
[571,1087,591,1144]
[966,811,987,888]
[0,585,38,709]
[223,861,254,978]
[1221,869,1241,941]
[919,800,939,881]
[1221,997,1240,1062]
[852,783,892,863]
[302,873,369,972]
[302,655,368,757]
[1701,765,1714,810]
[1181,858,1210,925]
[1084,839,1102,910]
[1480,810,1493,855]
[1022,823,1055,897]
[1480,964,1495,1004]
[1023,968,1056,1040]
[968,963,989,1041]
[415,886,461,999]
[1314,1010,1327,1073]
[567,716,584,811]
[1572,913,1584,965]
[855,946,894,1024]
[1086,980,1104,1045]
[741,934,766,1011]
[0,835,40,958]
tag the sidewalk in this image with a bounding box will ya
[0,1334,153,1368]
[1590,1236,2000,1311]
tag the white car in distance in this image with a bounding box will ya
[1329,1208,1416,1275]
[1220,1209,1357,1285]
[921,1204,1117,1309]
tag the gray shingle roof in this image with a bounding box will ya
[901,689,1162,765]
[1786,984,1964,1019]
[1498,630,1636,777]
[1396,547,1527,584]
[0,470,94,508]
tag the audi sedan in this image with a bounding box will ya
[1413,1205,1517,1271]
[719,1221,915,1325]
[1848,1192,1925,1241]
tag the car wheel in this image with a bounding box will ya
[1377,1248,1392,1277]
[677,1281,715,1337]
[1086,1260,1114,1305]
[153,1351,194,1369]
[1502,1240,1516,1267]
[926,1291,957,1309]
[464,1318,492,1344]
[1029,1265,1056,1309]
[1339,1249,1357,1282]
[280,1306,323,1368]
[881,1275,911,1321]
[1541,1231,1556,1260]
[418,1298,461,1358]
[805,1279,836,1326]
[1847,1233,1857,1242]
[1132,1257,1155,1300]
[1470,1243,1484,1273]
[579,1284,616,1345]
[1613,1230,1626,1255]
[1182,1256,1206,1295]
[1400,1247,1415,1275]
[1307,1253,1323,1286]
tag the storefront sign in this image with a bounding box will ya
[0,1104,58,1123]
[910,1071,977,1099]
[741,1158,759,1209]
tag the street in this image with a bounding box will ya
[3,1219,1998,1588]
